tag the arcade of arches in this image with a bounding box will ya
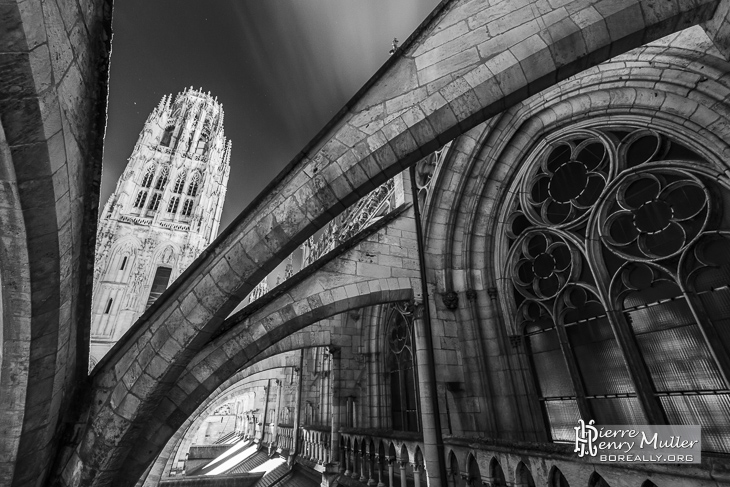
[3,1,730,487]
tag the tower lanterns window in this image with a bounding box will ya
[148,193,162,211]
[133,190,148,208]
[155,167,169,190]
[104,298,113,314]
[161,126,174,147]
[196,133,209,155]
[181,199,194,217]
[120,256,128,271]
[187,173,200,197]
[141,167,155,188]
[173,174,186,194]
[167,196,180,214]
[145,266,172,310]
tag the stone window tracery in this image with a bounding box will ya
[168,196,180,214]
[155,166,169,190]
[173,173,186,194]
[504,126,730,451]
[187,173,200,197]
[385,303,420,432]
[181,199,194,217]
[147,193,161,211]
[161,126,174,147]
[141,166,155,188]
[134,190,148,209]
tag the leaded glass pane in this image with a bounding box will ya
[544,400,581,442]
[698,288,730,355]
[567,317,634,396]
[660,394,730,453]
[634,324,725,392]
[527,330,574,398]
[588,397,646,425]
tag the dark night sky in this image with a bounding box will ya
[102,1,440,232]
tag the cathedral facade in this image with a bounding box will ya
[4,1,730,487]
[90,89,231,366]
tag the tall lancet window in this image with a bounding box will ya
[146,266,172,310]
[161,126,174,147]
[187,173,200,197]
[504,125,730,452]
[196,129,210,155]
[141,166,155,188]
[173,173,186,194]
[386,303,420,432]
[147,166,169,213]
[154,166,169,190]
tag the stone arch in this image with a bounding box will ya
[489,457,507,487]
[117,271,416,481]
[0,115,33,484]
[515,461,535,487]
[139,352,299,486]
[399,444,410,463]
[105,236,141,279]
[0,0,111,483]
[466,453,481,484]
[549,466,571,487]
[64,1,730,484]
[588,472,611,487]
[388,442,397,460]
[447,449,462,487]
[413,30,730,441]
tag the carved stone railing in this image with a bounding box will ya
[300,178,395,268]
[277,424,294,452]
[299,425,331,465]
[119,215,153,226]
[159,221,190,231]
[338,429,424,487]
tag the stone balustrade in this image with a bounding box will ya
[299,425,332,465]
[277,425,294,452]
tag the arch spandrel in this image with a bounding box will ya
[63,1,730,485]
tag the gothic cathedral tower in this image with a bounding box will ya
[90,88,231,368]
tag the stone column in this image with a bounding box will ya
[291,352,304,462]
[346,396,353,427]
[273,379,282,446]
[413,464,422,487]
[367,450,376,486]
[352,448,360,479]
[413,303,445,487]
[359,449,367,482]
[343,447,351,476]
[376,455,385,487]
[330,347,341,466]
[399,461,408,487]
[260,384,270,444]
[388,458,395,487]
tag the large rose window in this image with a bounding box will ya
[600,171,709,261]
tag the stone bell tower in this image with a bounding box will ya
[90,87,232,368]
